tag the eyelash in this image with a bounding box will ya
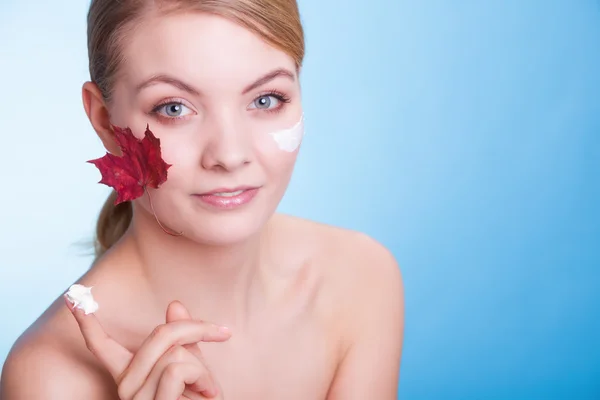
[256,89,291,114]
[149,97,192,123]
[149,90,292,123]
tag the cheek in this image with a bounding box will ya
[108,93,163,140]
[160,139,199,185]
[107,92,140,130]
[253,135,299,183]
[252,116,305,159]
[254,124,303,182]
[140,128,201,195]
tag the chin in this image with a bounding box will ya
[177,208,272,246]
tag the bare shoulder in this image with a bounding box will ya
[274,213,404,323]
[275,213,404,293]
[276,214,404,398]
[318,220,403,315]
[0,298,117,399]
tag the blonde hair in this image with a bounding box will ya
[87,0,305,257]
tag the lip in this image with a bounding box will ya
[192,186,260,209]
[199,185,258,195]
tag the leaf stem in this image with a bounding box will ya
[144,186,183,236]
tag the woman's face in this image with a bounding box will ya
[106,12,303,245]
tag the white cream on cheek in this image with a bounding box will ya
[65,284,99,315]
[267,114,305,152]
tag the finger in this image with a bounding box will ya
[182,387,212,400]
[155,362,218,400]
[165,300,193,323]
[134,346,216,399]
[64,295,132,380]
[118,320,230,398]
[165,302,221,398]
[165,301,206,360]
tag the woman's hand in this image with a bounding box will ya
[65,297,231,400]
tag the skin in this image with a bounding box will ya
[0,11,404,400]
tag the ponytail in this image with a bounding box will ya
[94,190,132,257]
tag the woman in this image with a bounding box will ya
[0,0,404,398]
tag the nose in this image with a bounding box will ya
[200,114,251,172]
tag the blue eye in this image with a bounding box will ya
[252,95,280,110]
[154,102,193,118]
[248,91,291,114]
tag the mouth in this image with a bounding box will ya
[210,189,247,197]
[192,186,261,209]
[198,186,259,196]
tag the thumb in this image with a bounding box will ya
[165,300,193,323]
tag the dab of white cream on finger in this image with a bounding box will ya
[268,114,305,152]
[65,284,99,315]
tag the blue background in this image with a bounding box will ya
[1,1,599,398]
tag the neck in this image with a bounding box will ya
[121,206,275,325]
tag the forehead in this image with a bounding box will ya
[121,12,295,88]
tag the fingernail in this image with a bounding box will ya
[63,295,85,316]
[63,294,75,311]
[218,326,231,334]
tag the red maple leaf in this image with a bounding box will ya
[87,125,171,204]
[88,125,181,236]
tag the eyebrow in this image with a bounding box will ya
[135,74,201,95]
[134,67,295,96]
[241,68,295,94]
